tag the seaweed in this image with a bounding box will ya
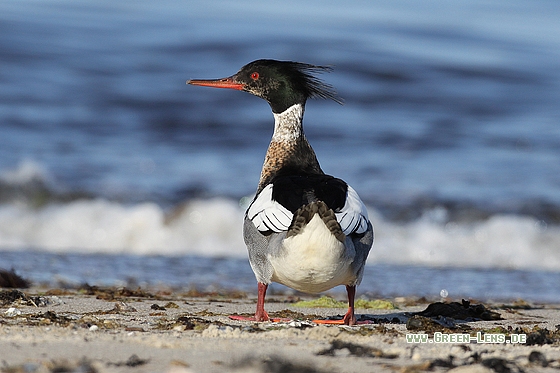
[107,354,149,367]
[0,269,30,288]
[77,284,155,301]
[269,309,320,320]
[292,295,396,310]
[317,339,398,359]
[0,289,28,306]
[233,355,326,373]
[482,357,524,373]
[405,315,467,333]
[415,299,502,321]
[0,289,51,307]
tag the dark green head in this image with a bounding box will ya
[188,59,342,113]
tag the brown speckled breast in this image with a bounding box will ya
[257,136,323,193]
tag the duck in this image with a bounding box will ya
[188,59,373,325]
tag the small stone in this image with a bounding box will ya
[528,350,548,367]
[48,296,63,306]
[89,325,99,331]
[103,319,120,329]
[4,307,21,317]
[125,354,149,367]
[114,301,137,312]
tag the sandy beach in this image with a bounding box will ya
[0,287,559,373]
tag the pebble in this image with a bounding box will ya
[4,307,21,317]
[114,301,137,312]
[528,350,548,367]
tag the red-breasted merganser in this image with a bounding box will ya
[187,59,373,325]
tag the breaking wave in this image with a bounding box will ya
[1,196,558,271]
[1,160,558,271]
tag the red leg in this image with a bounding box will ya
[342,285,357,326]
[229,282,274,322]
[254,282,270,322]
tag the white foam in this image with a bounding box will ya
[369,208,560,271]
[0,199,559,271]
[0,198,247,256]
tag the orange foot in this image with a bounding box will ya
[312,318,373,325]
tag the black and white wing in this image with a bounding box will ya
[246,184,293,232]
[247,181,369,237]
[335,185,370,235]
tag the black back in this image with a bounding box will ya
[271,174,348,214]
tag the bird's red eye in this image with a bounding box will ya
[251,72,259,80]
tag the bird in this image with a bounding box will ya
[187,59,373,325]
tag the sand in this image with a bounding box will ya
[0,287,559,373]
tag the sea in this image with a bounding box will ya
[1,0,560,303]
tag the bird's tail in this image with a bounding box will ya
[286,201,345,242]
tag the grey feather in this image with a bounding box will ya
[348,221,374,286]
[243,216,275,284]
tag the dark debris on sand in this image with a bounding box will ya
[0,289,27,305]
[107,354,149,368]
[416,299,502,321]
[0,289,50,307]
[317,339,398,359]
[404,300,503,334]
[405,314,465,333]
[232,355,327,373]
[270,309,321,320]
[153,314,215,332]
[482,357,525,373]
[77,284,156,301]
[0,268,30,288]
[525,327,560,345]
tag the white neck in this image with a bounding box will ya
[271,103,305,143]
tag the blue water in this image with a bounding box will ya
[1,0,559,302]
